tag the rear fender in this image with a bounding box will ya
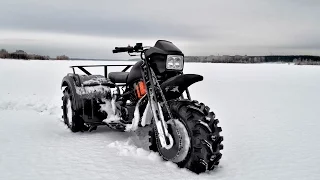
[61,74,82,110]
[160,74,203,100]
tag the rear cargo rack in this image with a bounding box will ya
[70,64,133,78]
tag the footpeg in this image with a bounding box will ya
[89,126,97,132]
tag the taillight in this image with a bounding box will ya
[135,81,146,99]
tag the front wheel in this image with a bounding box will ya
[149,100,223,174]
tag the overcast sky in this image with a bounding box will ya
[0,0,319,59]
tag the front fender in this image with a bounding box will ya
[160,74,203,100]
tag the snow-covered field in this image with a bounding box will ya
[0,59,320,180]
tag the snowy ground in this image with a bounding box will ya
[0,59,320,180]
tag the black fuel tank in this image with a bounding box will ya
[127,60,143,84]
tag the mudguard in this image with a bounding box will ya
[160,74,203,100]
[61,74,82,110]
[61,73,115,123]
[61,73,114,109]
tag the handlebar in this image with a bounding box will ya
[112,43,143,54]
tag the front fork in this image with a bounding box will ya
[141,61,174,149]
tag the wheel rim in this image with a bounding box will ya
[66,98,73,127]
[158,119,191,163]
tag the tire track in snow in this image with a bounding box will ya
[0,95,168,164]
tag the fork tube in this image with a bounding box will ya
[186,88,191,100]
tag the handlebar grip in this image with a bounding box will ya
[112,49,120,53]
[112,46,134,53]
[113,47,126,53]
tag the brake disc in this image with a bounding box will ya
[157,119,190,163]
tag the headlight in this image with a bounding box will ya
[166,55,184,70]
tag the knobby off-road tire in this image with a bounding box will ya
[149,100,223,174]
[62,87,87,132]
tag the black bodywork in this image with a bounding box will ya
[61,40,203,125]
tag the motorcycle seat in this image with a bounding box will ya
[108,72,129,83]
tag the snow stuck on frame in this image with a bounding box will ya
[75,85,111,96]
[99,98,121,124]
[141,102,152,127]
[125,95,149,132]
[82,77,109,86]
[125,105,140,132]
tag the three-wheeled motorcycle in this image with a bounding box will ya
[61,40,223,174]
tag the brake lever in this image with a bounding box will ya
[128,52,138,56]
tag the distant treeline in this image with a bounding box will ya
[2,48,319,65]
[0,49,69,60]
[185,55,320,65]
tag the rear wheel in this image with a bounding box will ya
[149,100,223,174]
[62,87,86,132]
